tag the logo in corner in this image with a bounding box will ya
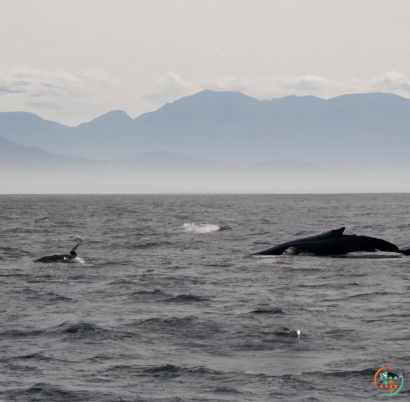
[374,367,404,396]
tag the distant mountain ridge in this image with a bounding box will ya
[0,135,90,168]
[1,91,410,166]
[1,134,408,194]
[0,135,314,171]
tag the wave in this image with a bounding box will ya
[16,352,69,363]
[128,289,170,302]
[44,292,74,303]
[103,364,391,382]
[106,363,385,386]
[324,328,356,340]
[106,363,221,376]
[132,315,223,338]
[7,383,107,401]
[136,316,198,327]
[107,278,138,286]
[133,241,173,249]
[324,290,393,302]
[304,368,380,378]
[62,322,103,334]
[183,223,231,233]
[145,364,181,375]
[251,307,285,314]
[18,288,74,303]
[145,364,222,377]
[57,322,136,341]
[163,294,210,303]
[0,272,29,278]
[132,289,163,295]
[0,329,44,338]
[211,387,242,394]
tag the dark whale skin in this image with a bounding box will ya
[254,227,345,255]
[34,254,74,263]
[254,228,408,256]
[34,240,83,263]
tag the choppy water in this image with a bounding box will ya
[0,194,409,401]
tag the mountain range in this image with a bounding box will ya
[1,90,410,193]
[1,90,410,167]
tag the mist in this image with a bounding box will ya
[2,163,409,194]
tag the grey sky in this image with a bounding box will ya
[0,0,409,124]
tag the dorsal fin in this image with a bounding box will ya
[334,227,345,236]
[70,239,82,256]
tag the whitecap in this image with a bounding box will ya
[182,223,223,233]
[69,256,85,264]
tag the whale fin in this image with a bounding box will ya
[335,227,345,236]
[254,244,290,255]
[70,239,82,256]
[308,227,345,240]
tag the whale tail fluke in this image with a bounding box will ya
[70,239,83,256]
[399,248,410,256]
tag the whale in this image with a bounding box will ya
[254,227,410,256]
[34,239,84,263]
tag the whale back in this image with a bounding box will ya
[34,254,71,263]
[294,234,401,256]
[294,227,345,242]
[254,227,345,255]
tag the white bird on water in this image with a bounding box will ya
[296,329,301,338]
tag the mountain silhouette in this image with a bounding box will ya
[0,135,92,169]
[1,91,410,167]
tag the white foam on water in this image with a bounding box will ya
[69,256,85,264]
[183,223,221,233]
[337,252,402,259]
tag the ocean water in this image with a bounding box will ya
[0,194,409,402]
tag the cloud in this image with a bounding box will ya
[25,102,63,110]
[360,71,410,95]
[0,65,126,124]
[0,86,26,94]
[284,76,328,92]
[2,66,410,125]
[143,71,410,104]
[0,65,123,104]
[143,73,250,104]
[143,72,197,103]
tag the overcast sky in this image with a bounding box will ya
[1,0,409,125]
